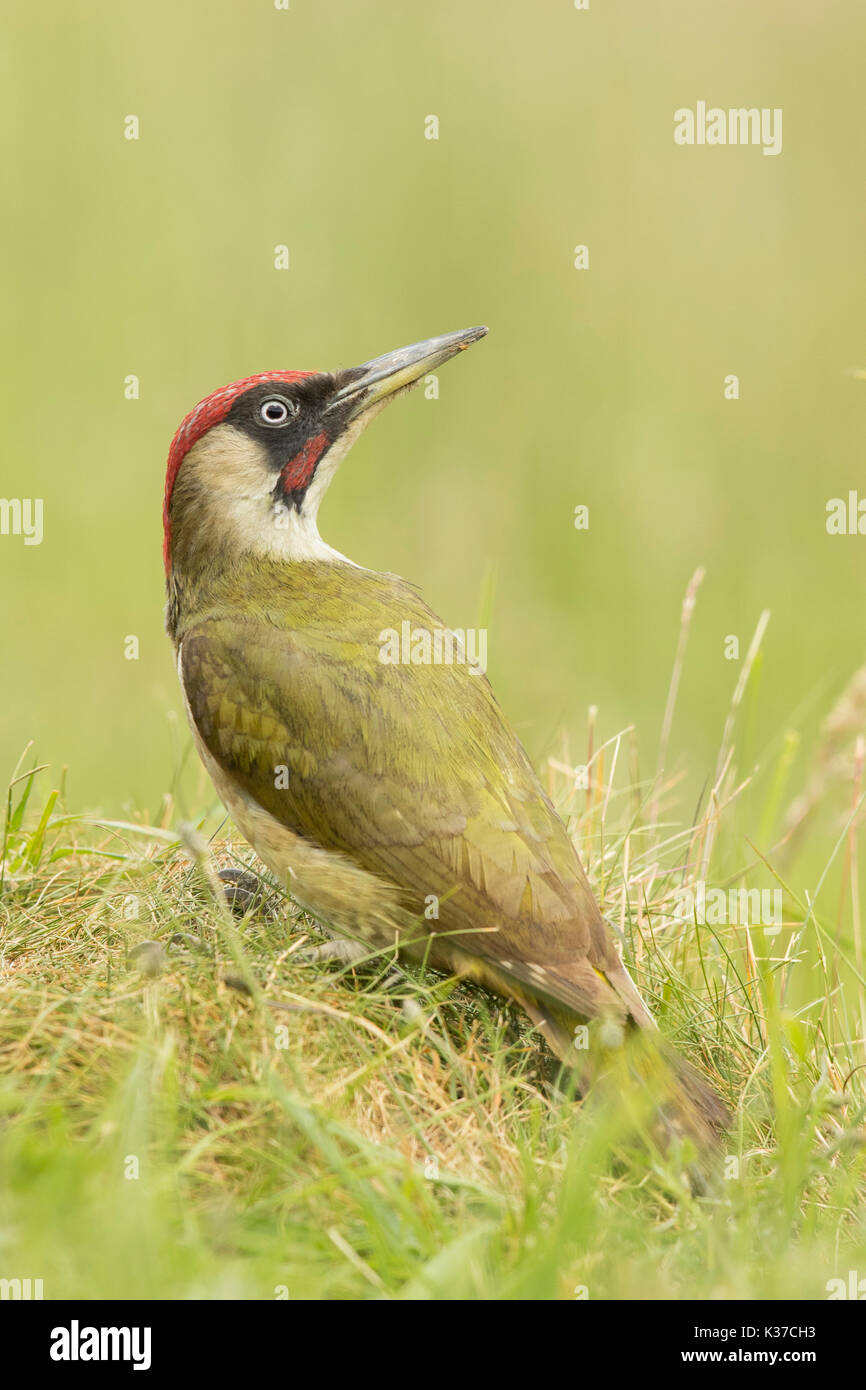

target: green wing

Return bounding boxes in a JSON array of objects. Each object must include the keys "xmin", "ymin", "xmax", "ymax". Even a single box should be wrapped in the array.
[{"xmin": 179, "ymin": 561, "xmax": 648, "ymax": 1027}]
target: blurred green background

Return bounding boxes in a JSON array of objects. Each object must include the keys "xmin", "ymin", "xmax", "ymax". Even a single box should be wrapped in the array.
[{"xmin": 3, "ymin": 0, "xmax": 865, "ymax": 825}]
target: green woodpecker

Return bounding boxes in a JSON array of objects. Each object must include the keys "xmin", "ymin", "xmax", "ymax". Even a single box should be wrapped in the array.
[{"xmin": 164, "ymin": 327, "xmax": 728, "ymax": 1149}]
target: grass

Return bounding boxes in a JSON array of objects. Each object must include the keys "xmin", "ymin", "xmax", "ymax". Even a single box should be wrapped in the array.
[{"xmin": 2, "ymin": 596, "xmax": 866, "ymax": 1301}]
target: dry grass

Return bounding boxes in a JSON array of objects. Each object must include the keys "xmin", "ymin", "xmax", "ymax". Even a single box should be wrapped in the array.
[{"xmin": 2, "ymin": 595, "xmax": 866, "ymax": 1299}]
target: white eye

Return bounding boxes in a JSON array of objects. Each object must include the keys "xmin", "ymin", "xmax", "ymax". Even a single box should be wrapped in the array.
[{"xmin": 260, "ymin": 397, "xmax": 295, "ymax": 426}]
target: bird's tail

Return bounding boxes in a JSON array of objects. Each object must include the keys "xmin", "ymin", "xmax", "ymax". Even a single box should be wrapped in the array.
[
  {"xmin": 627, "ymin": 1031, "xmax": 730, "ymax": 1158},
  {"xmin": 526, "ymin": 997, "xmax": 730, "ymax": 1167}
]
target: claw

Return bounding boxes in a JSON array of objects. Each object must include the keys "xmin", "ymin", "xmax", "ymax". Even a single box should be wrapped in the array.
[{"xmin": 217, "ymin": 867, "xmax": 277, "ymax": 918}]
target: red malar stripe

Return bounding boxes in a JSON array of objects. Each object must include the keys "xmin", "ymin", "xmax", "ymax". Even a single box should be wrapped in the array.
[{"xmin": 280, "ymin": 430, "xmax": 328, "ymax": 492}]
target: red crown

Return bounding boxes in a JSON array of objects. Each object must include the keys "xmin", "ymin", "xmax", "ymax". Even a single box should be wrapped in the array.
[{"xmin": 163, "ymin": 370, "xmax": 315, "ymax": 571}]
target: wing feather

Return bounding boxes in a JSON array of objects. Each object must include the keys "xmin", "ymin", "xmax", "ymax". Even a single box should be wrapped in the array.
[{"xmin": 179, "ymin": 564, "xmax": 647, "ymax": 1027}]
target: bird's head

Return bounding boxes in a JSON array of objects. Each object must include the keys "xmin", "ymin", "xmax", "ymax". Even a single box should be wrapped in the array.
[{"xmin": 163, "ymin": 326, "xmax": 487, "ymax": 589}]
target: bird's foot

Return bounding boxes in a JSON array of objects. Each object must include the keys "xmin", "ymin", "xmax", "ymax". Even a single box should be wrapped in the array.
[
  {"xmin": 297, "ymin": 936, "xmax": 370, "ymax": 967},
  {"xmin": 217, "ymin": 867, "xmax": 278, "ymax": 919}
]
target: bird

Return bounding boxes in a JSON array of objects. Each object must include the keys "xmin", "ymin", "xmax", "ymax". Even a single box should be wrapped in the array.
[{"xmin": 163, "ymin": 326, "xmax": 729, "ymax": 1155}]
